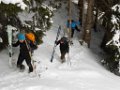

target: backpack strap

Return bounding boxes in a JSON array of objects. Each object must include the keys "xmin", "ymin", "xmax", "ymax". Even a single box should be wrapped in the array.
[{"xmin": 25, "ymin": 40, "xmax": 32, "ymax": 57}]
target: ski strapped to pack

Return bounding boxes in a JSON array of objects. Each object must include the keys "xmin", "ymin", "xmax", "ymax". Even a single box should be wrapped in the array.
[
  {"xmin": 24, "ymin": 40, "xmax": 36, "ymax": 72},
  {"xmin": 50, "ymin": 25, "xmax": 61, "ymax": 62}
]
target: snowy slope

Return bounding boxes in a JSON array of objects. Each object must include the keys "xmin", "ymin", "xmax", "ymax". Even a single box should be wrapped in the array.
[{"xmin": 0, "ymin": 2, "xmax": 120, "ymax": 90}]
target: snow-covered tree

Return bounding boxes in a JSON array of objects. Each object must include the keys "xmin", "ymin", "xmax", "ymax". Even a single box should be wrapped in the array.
[
  {"xmin": 104, "ymin": 4, "xmax": 120, "ymax": 74},
  {"xmin": 0, "ymin": 0, "xmax": 56, "ymax": 50}
]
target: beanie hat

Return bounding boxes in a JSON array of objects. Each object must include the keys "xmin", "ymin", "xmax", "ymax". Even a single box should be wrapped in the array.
[{"xmin": 18, "ymin": 33, "xmax": 25, "ymax": 40}]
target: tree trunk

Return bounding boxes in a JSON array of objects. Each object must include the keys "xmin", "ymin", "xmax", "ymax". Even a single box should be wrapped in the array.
[
  {"xmin": 68, "ymin": 0, "xmax": 72, "ymax": 43},
  {"xmin": 94, "ymin": 7, "xmax": 99, "ymax": 32},
  {"xmin": 83, "ymin": 0, "xmax": 94, "ymax": 48},
  {"xmin": 78, "ymin": 0, "xmax": 83, "ymax": 23}
]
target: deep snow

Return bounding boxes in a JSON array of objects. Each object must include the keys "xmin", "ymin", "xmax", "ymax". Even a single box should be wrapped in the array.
[{"xmin": 0, "ymin": 1, "xmax": 120, "ymax": 90}]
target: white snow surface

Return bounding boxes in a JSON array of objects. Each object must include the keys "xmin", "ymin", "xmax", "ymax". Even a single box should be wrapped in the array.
[
  {"xmin": 111, "ymin": 4, "xmax": 120, "ymax": 24},
  {"xmin": 112, "ymin": 4, "xmax": 120, "ymax": 13},
  {"xmin": 0, "ymin": 0, "xmax": 27, "ymax": 10},
  {"xmin": 0, "ymin": 1, "xmax": 120, "ymax": 90},
  {"xmin": 72, "ymin": 0, "xmax": 78, "ymax": 4}
]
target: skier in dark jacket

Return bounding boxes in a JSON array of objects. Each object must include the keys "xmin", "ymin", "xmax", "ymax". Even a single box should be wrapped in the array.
[
  {"xmin": 55, "ymin": 37, "xmax": 69, "ymax": 63},
  {"xmin": 12, "ymin": 33, "xmax": 33, "ymax": 73}
]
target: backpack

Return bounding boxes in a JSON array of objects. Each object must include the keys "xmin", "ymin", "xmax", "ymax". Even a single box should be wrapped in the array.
[
  {"xmin": 60, "ymin": 37, "xmax": 69, "ymax": 44},
  {"xmin": 25, "ymin": 32, "xmax": 35, "ymax": 43},
  {"xmin": 60, "ymin": 37, "xmax": 69, "ymax": 53},
  {"xmin": 25, "ymin": 32, "xmax": 38, "ymax": 50}
]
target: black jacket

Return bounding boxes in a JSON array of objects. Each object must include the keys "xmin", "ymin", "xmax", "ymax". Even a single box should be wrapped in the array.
[
  {"xmin": 56, "ymin": 37, "xmax": 69, "ymax": 53},
  {"xmin": 12, "ymin": 40, "xmax": 31, "ymax": 56}
]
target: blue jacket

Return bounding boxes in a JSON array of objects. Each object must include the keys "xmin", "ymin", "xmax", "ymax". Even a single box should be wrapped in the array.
[{"xmin": 66, "ymin": 20, "xmax": 80, "ymax": 29}]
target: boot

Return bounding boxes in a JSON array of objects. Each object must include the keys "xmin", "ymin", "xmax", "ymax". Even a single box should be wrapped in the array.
[
  {"xmin": 60, "ymin": 54, "xmax": 65, "ymax": 63},
  {"xmin": 28, "ymin": 64, "xmax": 33, "ymax": 73},
  {"xmin": 18, "ymin": 64, "xmax": 25, "ymax": 72}
]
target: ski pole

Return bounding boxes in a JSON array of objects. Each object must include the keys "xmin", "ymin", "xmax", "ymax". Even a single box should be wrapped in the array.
[{"xmin": 66, "ymin": 53, "xmax": 71, "ymax": 66}]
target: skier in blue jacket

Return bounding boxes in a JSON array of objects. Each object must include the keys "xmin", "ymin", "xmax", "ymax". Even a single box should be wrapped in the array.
[{"xmin": 66, "ymin": 19, "xmax": 80, "ymax": 38}]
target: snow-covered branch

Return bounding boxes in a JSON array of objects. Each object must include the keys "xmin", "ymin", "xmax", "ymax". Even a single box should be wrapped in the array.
[{"xmin": 0, "ymin": 0, "xmax": 27, "ymax": 10}]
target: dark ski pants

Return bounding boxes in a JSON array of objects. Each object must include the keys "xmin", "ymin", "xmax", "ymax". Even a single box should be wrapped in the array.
[
  {"xmin": 71, "ymin": 26, "xmax": 80, "ymax": 38},
  {"xmin": 60, "ymin": 50, "xmax": 69, "ymax": 63},
  {"xmin": 17, "ymin": 54, "xmax": 33, "ymax": 72}
]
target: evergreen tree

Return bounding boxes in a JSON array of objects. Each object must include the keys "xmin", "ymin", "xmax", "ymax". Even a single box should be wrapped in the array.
[
  {"xmin": 78, "ymin": 0, "xmax": 120, "ymax": 74},
  {"xmin": 104, "ymin": 5, "xmax": 120, "ymax": 74},
  {"xmin": 0, "ymin": 0, "xmax": 56, "ymax": 50}
]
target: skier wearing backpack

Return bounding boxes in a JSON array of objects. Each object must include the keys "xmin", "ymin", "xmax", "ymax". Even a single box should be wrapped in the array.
[
  {"xmin": 55, "ymin": 37, "xmax": 69, "ymax": 63},
  {"xmin": 12, "ymin": 33, "xmax": 33, "ymax": 73}
]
